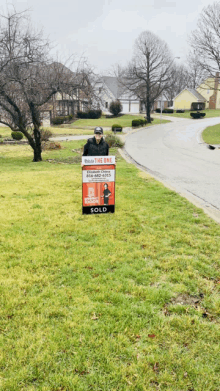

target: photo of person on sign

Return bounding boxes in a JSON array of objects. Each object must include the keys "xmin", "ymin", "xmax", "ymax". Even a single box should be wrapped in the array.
[{"xmin": 102, "ymin": 183, "xmax": 112, "ymax": 205}]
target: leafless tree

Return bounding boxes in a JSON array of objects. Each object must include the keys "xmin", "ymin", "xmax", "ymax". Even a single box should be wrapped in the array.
[
  {"xmin": 188, "ymin": 2, "xmax": 220, "ymax": 85},
  {"xmin": 0, "ymin": 9, "xmax": 96, "ymax": 161},
  {"xmin": 163, "ymin": 64, "xmax": 191, "ymax": 103},
  {"xmin": 117, "ymin": 31, "xmax": 174, "ymax": 122},
  {"xmin": 186, "ymin": 50, "xmax": 207, "ymax": 89}
]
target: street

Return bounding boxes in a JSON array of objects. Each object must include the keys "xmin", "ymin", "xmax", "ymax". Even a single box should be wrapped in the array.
[{"xmin": 125, "ymin": 116, "xmax": 220, "ymax": 223}]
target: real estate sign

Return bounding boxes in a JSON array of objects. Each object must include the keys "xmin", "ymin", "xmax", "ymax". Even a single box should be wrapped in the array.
[{"xmin": 82, "ymin": 156, "xmax": 115, "ymax": 215}]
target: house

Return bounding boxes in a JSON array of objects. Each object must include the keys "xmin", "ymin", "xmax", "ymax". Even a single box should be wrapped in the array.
[
  {"xmin": 41, "ymin": 63, "xmax": 90, "ymax": 125},
  {"xmin": 196, "ymin": 73, "xmax": 220, "ymax": 109},
  {"xmin": 96, "ymin": 76, "xmax": 140, "ymax": 114},
  {"xmin": 173, "ymin": 72, "xmax": 220, "ymax": 110},
  {"xmin": 153, "ymin": 94, "xmax": 170, "ymax": 111},
  {"xmin": 173, "ymin": 88, "xmax": 206, "ymax": 110}
]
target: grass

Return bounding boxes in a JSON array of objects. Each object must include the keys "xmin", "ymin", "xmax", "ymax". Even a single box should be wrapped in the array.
[
  {"xmin": 0, "ymin": 116, "xmax": 170, "ymax": 140},
  {"xmin": 202, "ymin": 124, "xmax": 220, "ymax": 144},
  {"xmin": 0, "ymin": 142, "xmax": 220, "ymax": 390},
  {"xmin": 50, "ymin": 118, "xmax": 169, "ymax": 136},
  {"xmin": 154, "ymin": 109, "xmax": 220, "ymax": 119},
  {"xmin": 50, "ymin": 127, "xmax": 95, "ymax": 135},
  {"xmin": 0, "ymin": 126, "xmax": 11, "ymax": 137},
  {"xmin": 64, "ymin": 114, "xmax": 153, "ymax": 128}
]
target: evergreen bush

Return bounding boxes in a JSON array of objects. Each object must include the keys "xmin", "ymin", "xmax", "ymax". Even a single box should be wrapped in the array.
[
  {"xmin": 77, "ymin": 110, "xmax": 101, "ymax": 119},
  {"xmin": 190, "ymin": 112, "xmax": 206, "ymax": 119},
  {"xmin": 11, "ymin": 131, "xmax": 23, "ymax": 140},
  {"xmin": 132, "ymin": 119, "xmax": 141, "ymax": 127},
  {"xmin": 112, "ymin": 124, "xmax": 122, "ymax": 132},
  {"xmin": 109, "ymin": 101, "xmax": 123, "ymax": 116},
  {"xmin": 51, "ymin": 116, "xmax": 65, "ymax": 125},
  {"xmin": 162, "ymin": 108, "xmax": 174, "ymax": 113}
]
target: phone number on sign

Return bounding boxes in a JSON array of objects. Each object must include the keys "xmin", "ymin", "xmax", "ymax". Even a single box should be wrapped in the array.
[{"xmin": 83, "ymin": 170, "xmax": 115, "ymax": 183}]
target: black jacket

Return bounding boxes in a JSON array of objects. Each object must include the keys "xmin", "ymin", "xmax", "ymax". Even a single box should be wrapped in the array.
[{"xmin": 83, "ymin": 136, "xmax": 109, "ymax": 156}]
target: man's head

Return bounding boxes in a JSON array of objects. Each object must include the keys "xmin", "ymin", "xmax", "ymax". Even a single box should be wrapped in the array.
[{"xmin": 94, "ymin": 127, "xmax": 103, "ymax": 144}]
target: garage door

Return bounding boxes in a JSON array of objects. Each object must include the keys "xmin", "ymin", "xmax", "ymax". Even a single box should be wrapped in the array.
[
  {"xmin": 122, "ymin": 103, "xmax": 129, "ymax": 113},
  {"xmin": 130, "ymin": 102, "xmax": 139, "ymax": 113}
]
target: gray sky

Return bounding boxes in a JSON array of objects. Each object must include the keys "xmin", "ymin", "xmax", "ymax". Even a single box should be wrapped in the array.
[{"xmin": 1, "ymin": 0, "xmax": 215, "ymax": 73}]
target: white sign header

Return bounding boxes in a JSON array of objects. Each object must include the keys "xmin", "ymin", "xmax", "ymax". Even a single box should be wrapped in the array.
[{"xmin": 82, "ymin": 156, "xmax": 115, "ymax": 165}]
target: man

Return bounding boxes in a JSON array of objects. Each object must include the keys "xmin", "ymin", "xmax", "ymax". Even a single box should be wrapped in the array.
[{"xmin": 82, "ymin": 127, "xmax": 109, "ymax": 156}]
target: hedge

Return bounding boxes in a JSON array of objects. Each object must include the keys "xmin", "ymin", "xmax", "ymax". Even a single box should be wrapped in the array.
[
  {"xmin": 162, "ymin": 108, "xmax": 174, "ymax": 113},
  {"xmin": 190, "ymin": 112, "xmax": 206, "ymax": 119},
  {"xmin": 77, "ymin": 110, "xmax": 102, "ymax": 119},
  {"xmin": 112, "ymin": 124, "xmax": 123, "ymax": 132},
  {"xmin": 11, "ymin": 131, "xmax": 23, "ymax": 140}
]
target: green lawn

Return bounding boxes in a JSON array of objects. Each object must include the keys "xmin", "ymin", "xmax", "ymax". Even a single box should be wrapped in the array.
[
  {"xmin": 50, "ymin": 118, "xmax": 169, "ymax": 136},
  {"xmin": 63, "ymin": 114, "xmax": 150, "ymax": 128},
  {"xmin": 202, "ymin": 124, "xmax": 220, "ymax": 144},
  {"xmin": 0, "ymin": 126, "xmax": 11, "ymax": 137},
  {"xmin": 0, "ymin": 142, "xmax": 220, "ymax": 390},
  {"xmin": 0, "ymin": 117, "xmax": 170, "ymax": 140},
  {"xmin": 154, "ymin": 109, "xmax": 220, "ymax": 119}
]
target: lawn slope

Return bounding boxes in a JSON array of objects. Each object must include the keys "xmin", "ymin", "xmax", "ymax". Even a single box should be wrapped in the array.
[{"xmin": 0, "ymin": 142, "xmax": 220, "ymax": 391}]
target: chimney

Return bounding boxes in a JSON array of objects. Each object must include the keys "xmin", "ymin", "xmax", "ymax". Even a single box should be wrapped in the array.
[
  {"xmin": 214, "ymin": 71, "xmax": 219, "ymax": 91},
  {"xmin": 209, "ymin": 72, "xmax": 219, "ymax": 109}
]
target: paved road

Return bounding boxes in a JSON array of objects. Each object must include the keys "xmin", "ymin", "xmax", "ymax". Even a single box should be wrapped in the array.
[{"xmin": 125, "ymin": 116, "xmax": 220, "ymax": 222}]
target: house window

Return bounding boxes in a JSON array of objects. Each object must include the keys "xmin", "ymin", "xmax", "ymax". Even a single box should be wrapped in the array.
[{"xmin": 105, "ymin": 102, "xmax": 108, "ymax": 108}]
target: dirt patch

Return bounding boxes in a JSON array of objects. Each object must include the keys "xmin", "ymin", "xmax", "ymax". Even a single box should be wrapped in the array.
[
  {"xmin": 47, "ymin": 156, "xmax": 81, "ymax": 164},
  {"xmin": 170, "ymin": 293, "xmax": 204, "ymax": 306}
]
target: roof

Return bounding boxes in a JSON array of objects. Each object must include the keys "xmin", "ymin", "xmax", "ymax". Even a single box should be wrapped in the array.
[
  {"xmin": 173, "ymin": 88, "xmax": 206, "ymax": 102},
  {"xmin": 187, "ymin": 88, "xmax": 206, "ymax": 101},
  {"xmin": 101, "ymin": 76, "xmax": 124, "ymax": 98}
]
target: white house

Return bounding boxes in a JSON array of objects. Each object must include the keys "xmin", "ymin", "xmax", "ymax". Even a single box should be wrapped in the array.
[{"xmin": 96, "ymin": 76, "xmax": 140, "ymax": 114}]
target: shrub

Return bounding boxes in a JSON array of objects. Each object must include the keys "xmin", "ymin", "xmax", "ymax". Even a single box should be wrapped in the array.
[
  {"xmin": 105, "ymin": 133, "xmax": 124, "ymax": 148},
  {"xmin": 51, "ymin": 115, "xmax": 72, "ymax": 125},
  {"xmin": 191, "ymin": 102, "xmax": 205, "ymax": 111},
  {"xmin": 77, "ymin": 111, "xmax": 88, "ymax": 119},
  {"xmin": 162, "ymin": 108, "xmax": 174, "ymax": 113},
  {"xmin": 139, "ymin": 119, "xmax": 148, "ymax": 126},
  {"xmin": 51, "ymin": 116, "xmax": 65, "ymax": 125},
  {"xmin": 109, "ymin": 100, "xmax": 123, "ymax": 116},
  {"xmin": 40, "ymin": 128, "xmax": 53, "ymax": 142},
  {"xmin": 176, "ymin": 109, "xmax": 185, "ymax": 113},
  {"xmin": 112, "ymin": 124, "xmax": 123, "ymax": 132},
  {"xmin": 11, "ymin": 131, "xmax": 23, "ymax": 140},
  {"xmin": 88, "ymin": 109, "xmax": 102, "ymax": 119},
  {"xmin": 132, "ymin": 119, "xmax": 150, "ymax": 127},
  {"xmin": 42, "ymin": 142, "xmax": 61, "ymax": 150},
  {"xmin": 77, "ymin": 110, "xmax": 102, "ymax": 119},
  {"xmin": 190, "ymin": 112, "xmax": 206, "ymax": 119},
  {"xmin": 132, "ymin": 119, "xmax": 141, "ymax": 127},
  {"xmin": 155, "ymin": 108, "xmax": 161, "ymax": 113}
]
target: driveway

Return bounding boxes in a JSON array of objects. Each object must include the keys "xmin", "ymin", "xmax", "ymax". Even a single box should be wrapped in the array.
[{"xmin": 125, "ymin": 116, "xmax": 220, "ymax": 223}]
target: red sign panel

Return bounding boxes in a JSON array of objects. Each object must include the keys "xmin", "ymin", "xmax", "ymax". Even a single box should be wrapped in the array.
[{"xmin": 82, "ymin": 156, "xmax": 115, "ymax": 215}]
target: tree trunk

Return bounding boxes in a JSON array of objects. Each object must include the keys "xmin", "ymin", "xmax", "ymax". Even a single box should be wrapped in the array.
[
  {"xmin": 146, "ymin": 53, "xmax": 151, "ymax": 123},
  {"xmin": 146, "ymin": 95, "xmax": 151, "ymax": 123},
  {"xmin": 33, "ymin": 127, "xmax": 42, "ymax": 162}
]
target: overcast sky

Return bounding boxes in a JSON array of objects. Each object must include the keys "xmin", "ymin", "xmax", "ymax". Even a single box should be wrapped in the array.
[{"xmin": 1, "ymin": 0, "xmax": 215, "ymax": 73}]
